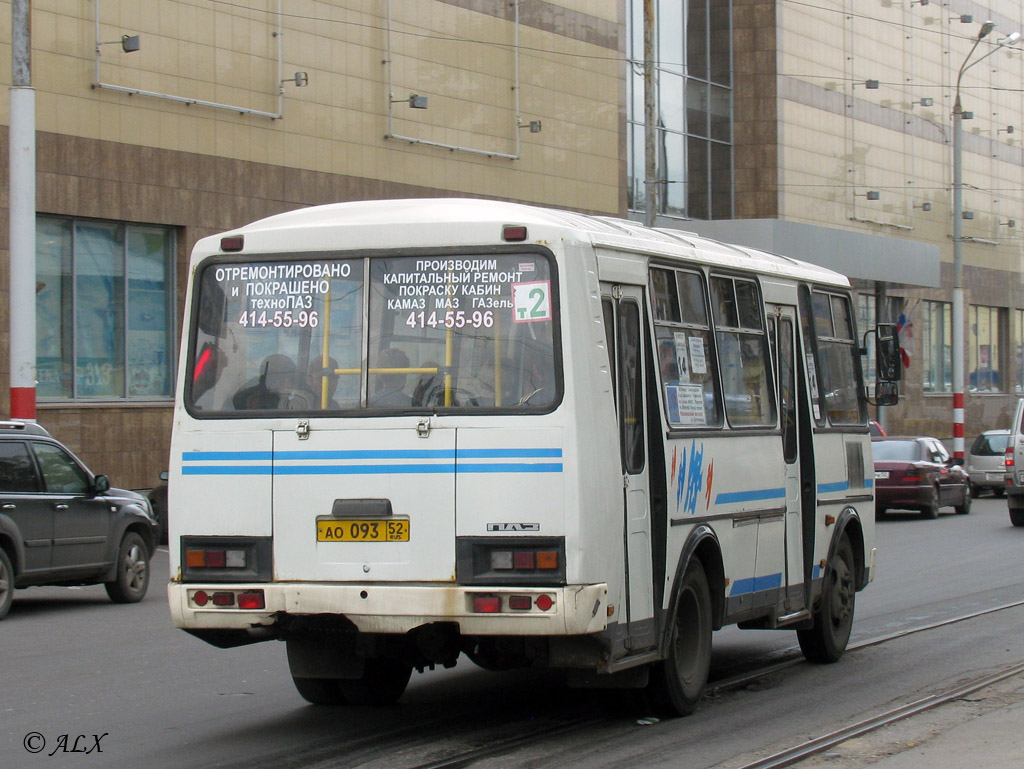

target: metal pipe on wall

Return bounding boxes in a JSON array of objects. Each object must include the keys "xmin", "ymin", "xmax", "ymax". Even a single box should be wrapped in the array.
[{"xmin": 9, "ymin": 0, "xmax": 36, "ymax": 420}]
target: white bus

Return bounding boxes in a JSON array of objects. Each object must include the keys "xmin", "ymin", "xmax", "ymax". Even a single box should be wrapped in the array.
[{"xmin": 168, "ymin": 199, "xmax": 900, "ymax": 715}]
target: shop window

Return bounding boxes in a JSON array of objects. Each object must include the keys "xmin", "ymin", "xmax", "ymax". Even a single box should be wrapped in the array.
[{"xmin": 36, "ymin": 216, "xmax": 176, "ymax": 401}]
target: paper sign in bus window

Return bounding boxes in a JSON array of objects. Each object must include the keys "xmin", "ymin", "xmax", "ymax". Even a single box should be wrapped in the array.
[
  {"xmin": 673, "ymin": 332, "xmax": 690, "ymax": 382},
  {"xmin": 688, "ymin": 336, "xmax": 707, "ymax": 375},
  {"xmin": 513, "ymin": 281, "xmax": 552, "ymax": 323}
]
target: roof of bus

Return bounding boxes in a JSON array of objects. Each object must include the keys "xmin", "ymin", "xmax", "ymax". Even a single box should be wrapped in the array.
[{"xmin": 199, "ymin": 198, "xmax": 849, "ymax": 287}]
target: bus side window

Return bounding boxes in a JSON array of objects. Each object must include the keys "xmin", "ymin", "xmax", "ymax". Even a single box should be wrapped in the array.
[
  {"xmin": 649, "ymin": 267, "xmax": 721, "ymax": 428},
  {"xmin": 812, "ymin": 292, "xmax": 865, "ymax": 425},
  {"xmin": 711, "ymin": 276, "xmax": 776, "ymax": 427},
  {"xmin": 618, "ymin": 300, "xmax": 645, "ymax": 473}
]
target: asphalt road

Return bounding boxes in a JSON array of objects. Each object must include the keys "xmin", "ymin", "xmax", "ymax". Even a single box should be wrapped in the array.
[{"xmin": 2, "ymin": 495, "xmax": 1022, "ymax": 769}]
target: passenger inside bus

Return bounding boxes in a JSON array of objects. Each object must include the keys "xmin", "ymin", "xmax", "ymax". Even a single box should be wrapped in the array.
[
  {"xmin": 231, "ymin": 354, "xmax": 305, "ymax": 410},
  {"xmin": 369, "ymin": 348, "xmax": 412, "ymax": 406},
  {"xmin": 306, "ymin": 357, "xmax": 342, "ymax": 409}
]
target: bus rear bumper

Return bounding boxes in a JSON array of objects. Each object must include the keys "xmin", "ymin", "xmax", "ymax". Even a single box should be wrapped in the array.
[{"xmin": 168, "ymin": 582, "xmax": 609, "ymax": 637}]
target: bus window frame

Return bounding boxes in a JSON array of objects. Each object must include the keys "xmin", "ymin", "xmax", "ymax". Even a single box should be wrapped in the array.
[
  {"xmin": 709, "ymin": 271, "xmax": 777, "ymax": 430},
  {"xmin": 182, "ymin": 245, "xmax": 565, "ymax": 419},
  {"xmin": 799, "ymin": 283, "xmax": 869, "ymax": 432},
  {"xmin": 648, "ymin": 263, "xmax": 724, "ymax": 432}
]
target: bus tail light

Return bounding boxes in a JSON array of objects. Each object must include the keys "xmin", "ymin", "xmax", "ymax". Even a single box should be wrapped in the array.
[
  {"xmin": 470, "ymin": 593, "xmax": 555, "ymax": 613},
  {"xmin": 181, "ymin": 537, "xmax": 273, "ymax": 583},
  {"xmin": 188, "ymin": 588, "xmax": 265, "ymax": 610},
  {"xmin": 473, "ymin": 596, "xmax": 501, "ymax": 613},
  {"xmin": 456, "ymin": 537, "xmax": 566, "ymax": 586}
]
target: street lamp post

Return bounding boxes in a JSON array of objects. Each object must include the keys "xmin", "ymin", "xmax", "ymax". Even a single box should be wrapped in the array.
[{"xmin": 951, "ymin": 22, "xmax": 1020, "ymax": 460}]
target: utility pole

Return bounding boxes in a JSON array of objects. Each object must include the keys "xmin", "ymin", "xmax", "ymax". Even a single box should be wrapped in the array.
[{"xmin": 9, "ymin": 0, "xmax": 36, "ymax": 420}]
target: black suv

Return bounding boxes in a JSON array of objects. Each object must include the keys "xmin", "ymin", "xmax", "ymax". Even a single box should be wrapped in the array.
[{"xmin": 0, "ymin": 421, "xmax": 159, "ymax": 619}]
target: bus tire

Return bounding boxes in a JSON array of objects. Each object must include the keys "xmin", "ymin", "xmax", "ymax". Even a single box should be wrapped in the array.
[
  {"xmin": 798, "ymin": 536, "xmax": 855, "ymax": 664},
  {"xmin": 292, "ymin": 676, "xmax": 347, "ymax": 706},
  {"xmin": 646, "ymin": 557, "xmax": 712, "ymax": 717},
  {"xmin": 337, "ymin": 659, "xmax": 412, "ymax": 706}
]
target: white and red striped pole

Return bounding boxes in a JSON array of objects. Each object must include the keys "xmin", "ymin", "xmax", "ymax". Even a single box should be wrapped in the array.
[{"xmin": 9, "ymin": 0, "xmax": 36, "ymax": 420}]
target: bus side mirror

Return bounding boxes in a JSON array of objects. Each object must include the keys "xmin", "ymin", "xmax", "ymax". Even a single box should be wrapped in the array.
[
  {"xmin": 875, "ymin": 381, "xmax": 899, "ymax": 407},
  {"xmin": 876, "ymin": 323, "xmax": 902, "ymax": 382}
]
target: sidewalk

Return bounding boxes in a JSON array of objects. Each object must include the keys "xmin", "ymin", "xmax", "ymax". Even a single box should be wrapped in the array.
[{"xmin": 791, "ymin": 672, "xmax": 1024, "ymax": 768}]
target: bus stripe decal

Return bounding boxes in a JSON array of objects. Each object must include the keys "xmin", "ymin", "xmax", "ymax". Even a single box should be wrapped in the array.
[
  {"xmin": 180, "ymin": 449, "xmax": 564, "ymax": 475},
  {"xmin": 730, "ymin": 573, "xmax": 783, "ymax": 595},
  {"xmin": 714, "ymin": 488, "xmax": 786, "ymax": 505},
  {"xmin": 817, "ymin": 481, "xmax": 849, "ymax": 494}
]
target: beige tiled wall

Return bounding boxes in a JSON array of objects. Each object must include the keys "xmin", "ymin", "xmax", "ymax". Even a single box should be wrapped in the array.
[{"xmin": 0, "ymin": 0, "xmax": 625, "ymax": 485}]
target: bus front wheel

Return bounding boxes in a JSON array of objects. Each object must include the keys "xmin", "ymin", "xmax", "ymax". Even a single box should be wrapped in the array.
[
  {"xmin": 798, "ymin": 536, "xmax": 855, "ymax": 663},
  {"xmin": 646, "ymin": 557, "xmax": 713, "ymax": 717}
]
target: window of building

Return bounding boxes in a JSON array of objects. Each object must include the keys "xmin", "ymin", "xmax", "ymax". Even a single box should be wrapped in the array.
[
  {"xmin": 36, "ymin": 215, "xmax": 176, "ymax": 401},
  {"xmin": 626, "ymin": 0, "xmax": 733, "ymax": 220},
  {"xmin": 969, "ymin": 305, "xmax": 1004, "ymax": 393},
  {"xmin": 921, "ymin": 300, "xmax": 951, "ymax": 394}
]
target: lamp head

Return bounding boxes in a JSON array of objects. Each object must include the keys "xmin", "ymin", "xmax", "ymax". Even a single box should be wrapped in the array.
[
  {"xmin": 979, "ymin": 20, "xmax": 996, "ymax": 39},
  {"xmin": 1002, "ymin": 31, "xmax": 1022, "ymax": 46}
]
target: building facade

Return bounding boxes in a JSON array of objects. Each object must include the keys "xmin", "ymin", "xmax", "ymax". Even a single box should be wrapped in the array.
[{"xmin": 2, "ymin": 0, "xmax": 1023, "ymax": 484}]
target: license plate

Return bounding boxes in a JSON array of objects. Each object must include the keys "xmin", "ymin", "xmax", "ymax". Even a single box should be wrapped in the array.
[
  {"xmin": 874, "ymin": 471, "xmax": 889, "ymax": 479},
  {"xmin": 317, "ymin": 519, "xmax": 410, "ymax": 542}
]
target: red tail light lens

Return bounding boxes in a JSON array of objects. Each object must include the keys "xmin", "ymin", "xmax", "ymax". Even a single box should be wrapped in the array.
[
  {"xmin": 473, "ymin": 596, "xmax": 501, "ymax": 613},
  {"xmin": 238, "ymin": 590, "xmax": 265, "ymax": 610}
]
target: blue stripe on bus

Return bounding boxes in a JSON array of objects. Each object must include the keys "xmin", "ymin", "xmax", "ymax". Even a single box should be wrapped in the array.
[
  {"xmin": 730, "ymin": 573, "xmax": 783, "ymax": 596},
  {"xmin": 714, "ymin": 487, "xmax": 786, "ymax": 505},
  {"xmin": 182, "ymin": 451, "xmax": 272, "ymax": 461},
  {"xmin": 817, "ymin": 481, "xmax": 849, "ymax": 494},
  {"xmin": 180, "ymin": 449, "xmax": 564, "ymax": 476},
  {"xmin": 456, "ymin": 463, "xmax": 563, "ymax": 473},
  {"xmin": 457, "ymin": 448, "xmax": 563, "ymax": 458}
]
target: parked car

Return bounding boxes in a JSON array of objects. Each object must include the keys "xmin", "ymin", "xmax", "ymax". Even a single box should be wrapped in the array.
[
  {"xmin": 148, "ymin": 470, "xmax": 168, "ymax": 545},
  {"xmin": 0, "ymin": 420, "xmax": 159, "ymax": 620},
  {"xmin": 966, "ymin": 429, "xmax": 1010, "ymax": 498},
  {"xmin": 872, "ymin": 436, "xmax": 971, "ymax": 518}
]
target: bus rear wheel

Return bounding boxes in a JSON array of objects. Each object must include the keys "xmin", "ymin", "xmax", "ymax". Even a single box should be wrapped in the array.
[
  {"xmin": 798, "ymin": 536, "xmax": 855, "ymax": 663},
  {"xmin": 338, "ymin": 659, "xmax": 412, "ymax": 706},
  {"xmin": 292, "ymin": 676, "xmax": 347, "ymax": 706},
  {"xmin": 646, "ymin": 557, "xmax": 712, "ymax": 717}
]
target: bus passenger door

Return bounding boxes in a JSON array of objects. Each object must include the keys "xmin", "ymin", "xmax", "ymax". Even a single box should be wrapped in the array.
[
  {"xmin": 771, "ymin": 305, "xmax": 807, "ymax": 616},
  {"xmin": 604, "ymin": 286, "xmax": 655, "ymax": 650}
]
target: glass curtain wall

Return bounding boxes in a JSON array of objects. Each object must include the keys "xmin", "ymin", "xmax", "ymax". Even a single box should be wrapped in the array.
[{"xmin": 627, "ymin": 0, "xmax": 734, "ymax": 220}]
